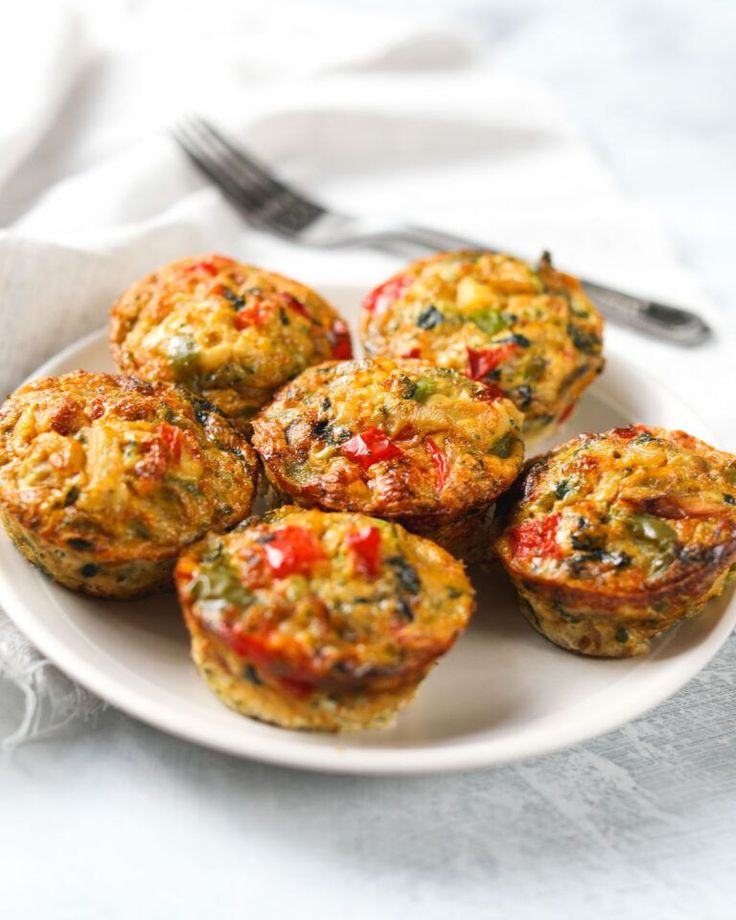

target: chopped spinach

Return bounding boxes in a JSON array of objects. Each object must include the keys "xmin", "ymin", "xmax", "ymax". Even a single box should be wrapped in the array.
[
  {"xmin": 387, "ymin": 556, "xmax": 421, "ymax": 594},
  {"xmin": 191, "ymin": 396, "xmax": 222, "ymax": 426},
  {"xmin": 504, "ymin": 332, "xmax": 531, "ymax": 348},
  {"xmin": 243, "ymin": 664, "xmax": 262, "ymax": 685},
  {"xmin": 615, "ymin": 627, "xmax": 630, "ymax": 644},
  {"xmin": 514, "ymin": 384, "xmax": 532, "ymax": 410},
  {"xmin": 567, "ymin": 323, "xmax": 601, "ymax": 355},
  {"xmin": 489, "ymin": 432, "xmax": 516, "ymax": 458},
  {"xmin": 554, "ymin": 480, "xmax": 571, "ymax": 500},
  {"xmin": 221, "ymin": 288, "xmax": 246, "ymax": 311},
  {"xmin": 416, "ymin": 305, "xmax": 444, "ymax": 330},
  {"xmin": 312, "ymin": 419, "xmax": 331, "ymax": 440},
  {"xmin": 524, "ymin": 354, "xmax": 548, "ymax": 381},
  {"xmin": 396, "ymin": 596, "xmax": 415, "ymax": 622}
]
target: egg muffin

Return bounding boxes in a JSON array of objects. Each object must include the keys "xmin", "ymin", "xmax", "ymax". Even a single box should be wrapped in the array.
[
  {"xmin": 109, "ymin": 254, "xmax": 352, "ymax": 428},
  {"xmin": 175, "ymin": 506, "xmax": 474, "ymax": 731},
  {"xmin": 361, "ymin": 250, "xmax": 604, "ymax": 441},
  {"xmin": 493, "ymin": 425, "xmax": 736, "ymax": 657},
  {"xmin": 251, "ymin": 358, "xmax": 524, "ymax": 560},
  {"xmin": 0, "ymin": 371, "xmax": 258, "ymax": 598}
]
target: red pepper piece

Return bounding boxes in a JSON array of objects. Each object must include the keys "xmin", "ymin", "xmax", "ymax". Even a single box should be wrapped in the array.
[
  {"xmin": 425, "ymin": 437, "xmax": 449, "ymax": 492},
  {"xmin": 281, "ymin": 292, "xmax": 311, "ymax": 321},
  {"xmin": 224, "ymin": 629, "xmax": 314, "ymax": 698},
  {"xmin": 340, "ymin": 427, "xmax": 403, "ymax": 470},
  {"xmin": 480, "ymin": 381, "xmax": 507, "ymax": 401},
  {"xmin": 234, "ymin": 309, "xmax": 253, "ymax": 330},
  {"xmin": 233, "ymin": 299, "xmax": 270, "ymax": 329},
  {"xmin": 400, "ymin": 347, "xmax": 421, "ymax": 359},
  {"xmin": 277, "ymin": 676, "xmax": 315, "ymax": 699},
  {"xmin": 185, "ymin": 255, "xmax": 235, "ymax": 276},
  {"xmin": 511, "ymin": 513, "xmax": 562, "ymax": 560},
  {"xmin": 157, "ymin": 422, "xmax": 184, "ymax": 462},
  {"xmin": 226, "ymin": 629, "xmax": 270, "ymax": 663},
  {"xmin": 328, "ymin": 319, "xmax": 353, "ymax": 359},
  {"xmin": 613, "ymin": 425, "xmax": 647, "ymax": 440},
  {"xmin": 466, "ymin": 344, "xmax": 518, "ymax": 380},
  {"xmin": 559, "ymin": 401, "xmax": 576, "ymax": 424},
  {"xmin": 134, "ymin": 439, "xmax": 168, "ymax": 480},
  {"xmin": 362, "ymin": 274, "xmax": 412, "ymax": 315},
  {"xmin": 346, "ymin": 526, "xmax": 382, "ymax": 578},
  {"xmin": 262, "ymin": 526, "xmax": 325, "ymax": 579}
]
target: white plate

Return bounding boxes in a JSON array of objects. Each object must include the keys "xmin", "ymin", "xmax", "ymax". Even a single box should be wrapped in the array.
[{"xmin": 0, "ymin": 284, "xmax": 732, "ymax": 774}]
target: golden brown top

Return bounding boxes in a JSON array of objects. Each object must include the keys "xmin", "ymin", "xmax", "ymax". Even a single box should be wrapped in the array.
[
  {"xmin": 360, "ymin": 250, "xmax": 604, "ymax": 439},
  {"xmin": 176, "ymin": 506, "xmax": 474, "ymax": 693},
  {"xmin": 251, "ymin": 357, "xmax": 524, "ymax": 519},
  {"xmin": 494, "ymin": 425, "xmax": 736, "ymax": 599},
  {"xmin": 110, "ymin": 254, "xmax": 352, "ymax": 422},
  {"xmin": 0, "ymin": 371, "xmax": 257, "ymax": 562}
]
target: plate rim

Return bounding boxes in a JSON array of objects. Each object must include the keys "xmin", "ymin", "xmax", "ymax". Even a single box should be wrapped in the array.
[{"xmin": 0, "ymin": 323, "xmax": 732, "ymax": 775}]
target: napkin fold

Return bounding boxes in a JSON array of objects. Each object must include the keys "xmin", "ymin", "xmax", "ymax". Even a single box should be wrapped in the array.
[{"xmin": 0, "ymin": 0, "xmax": 730, "ymax": 744}]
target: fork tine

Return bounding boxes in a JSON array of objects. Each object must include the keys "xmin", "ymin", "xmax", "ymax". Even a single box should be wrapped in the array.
[
  {"xmin": 184, "ymin": 116, "xmax": 294, "ymax": 204},
  {"xmin": 172, "ymin": 116, "xmax": 326, "ymax": 235},
  {"xmin": 172, "ymin": 121, "xmax": 267, "ymax": 212}
]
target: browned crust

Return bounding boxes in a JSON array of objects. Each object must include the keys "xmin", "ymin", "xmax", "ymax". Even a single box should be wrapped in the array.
[
  {"xmin": 251, "ymin": 359, "xmax": 523, "ymax": 526},
  {"xmin": 359, "ymin": 250, "xmax": 604, "ymax": 441},
  {"xmin": 187, "ymin": 624, "xmax": 423, "ymax": 732},
  {"xmin": 109, "ymin": 254, "xmax": 350, "ymax": 421},
  {"xmin": 174, "ymin": 507, "xmax": 475, "ymax": 725},
  {"xmin": 493, "ymin": 425, "xmax": 736, "ymax": 656},
  {"xmin": 0, "ymin": 371, "xmax": 258, "ymax": 597}
]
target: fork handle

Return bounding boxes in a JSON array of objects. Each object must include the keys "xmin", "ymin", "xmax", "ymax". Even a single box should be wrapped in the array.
[{"xmin": 370, "ymin": 226, "xmax": 711, "ymax": 346}]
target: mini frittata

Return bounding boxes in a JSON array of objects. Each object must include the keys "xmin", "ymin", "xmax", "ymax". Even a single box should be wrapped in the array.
[
  {"xmin": 360, "ymin": 250, "xmax": 604, "ymax": 441},
  {"xmin": 0, "ymin": 371, "xmax": 258, "ymax": 598},
  {"xmin": 109, "ymin": 254, "xmax": 352, "ymax": 428},
  {"xmin": 175, "ymin": 506, "xmax": 475, "ymax": 731},
  {"xmin": 493, "ymin": 425, "xmax": 736, "ymax": 657},
  {"xmin": 250, "ymin": 358, "xmax": 524, "ymax": 559}
]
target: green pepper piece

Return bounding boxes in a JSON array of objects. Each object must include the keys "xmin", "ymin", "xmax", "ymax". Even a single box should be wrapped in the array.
[
  {"xmin": 628, "ymin": 513, "xmax": 677, "ymax": 544},
  {"xmin": 192, "ymin": 558, "xmax": 253, "ymax": 610},
  {"xmin": 405, "ymin": 376, "xmax": 436, "ymax": 404},
  {"xmin": 469, "ymin": 311, "xmax": 508, "ymax": 336},
  {"xmin": 166, "ymin": 335, "xmax": 199, "ymax": 382},
  {"xmin": 626, "ymin": 513, "xmax": 677, "ymax": 574}
]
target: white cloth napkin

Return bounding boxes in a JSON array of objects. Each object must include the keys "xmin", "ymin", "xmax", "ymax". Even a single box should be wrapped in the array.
[{"xmin": 1, "ymin": 0, "xmax": 733, "ymax": 744}]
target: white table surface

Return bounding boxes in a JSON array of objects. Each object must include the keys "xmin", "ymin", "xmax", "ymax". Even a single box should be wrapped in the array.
[{"xmin": 1, "ymin": 1, "xmax": 735, "ymax": 918}]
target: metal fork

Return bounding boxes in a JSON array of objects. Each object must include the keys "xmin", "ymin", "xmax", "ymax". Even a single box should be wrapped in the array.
[{"xmin": 172, "ymin": 116, "xmax": 711, "ymax": 345}]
